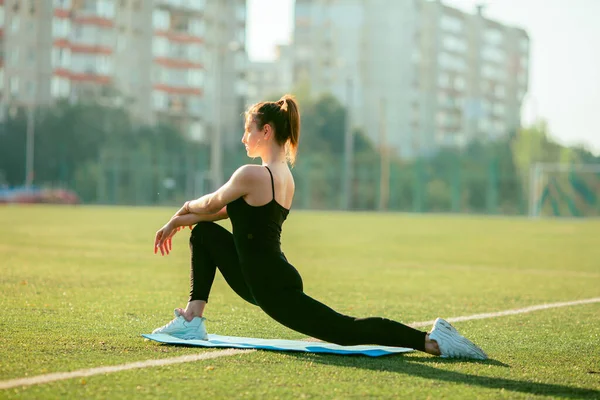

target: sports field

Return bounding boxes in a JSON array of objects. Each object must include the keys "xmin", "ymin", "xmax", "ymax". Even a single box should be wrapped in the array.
[{"xmin": 1, "ymin": 205, "xmax": 599, "ymax": 399}]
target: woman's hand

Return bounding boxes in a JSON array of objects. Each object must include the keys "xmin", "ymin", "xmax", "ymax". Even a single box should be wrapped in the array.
[{"xmin": 154, "ymin": 220, "xmax": 177, "ymax": 256}]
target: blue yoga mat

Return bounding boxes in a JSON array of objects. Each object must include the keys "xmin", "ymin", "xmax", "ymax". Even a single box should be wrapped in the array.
[{"xmin": 142, "ymin": 333, "xmax": 414, "ymax": 357}]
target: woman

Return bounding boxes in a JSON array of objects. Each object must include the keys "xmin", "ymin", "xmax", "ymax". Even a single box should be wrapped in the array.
[{"xmin": 152, "ymin": 95, "xmax": 487, "ymax": 360}]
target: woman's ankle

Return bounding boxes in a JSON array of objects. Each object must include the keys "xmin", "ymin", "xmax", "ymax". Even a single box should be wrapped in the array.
[
  {"xmin": 424, "ymin": 334, "xmax": 441, "ymax": 356},
  {"xmin": 182, "ymin": 300, "xmax": 206, "ymax": 321}
]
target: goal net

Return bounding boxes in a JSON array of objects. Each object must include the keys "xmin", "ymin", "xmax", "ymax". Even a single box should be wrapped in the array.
[{"xmin": 529, "ymin": 163, "xmax": 600, "ymax": 218}]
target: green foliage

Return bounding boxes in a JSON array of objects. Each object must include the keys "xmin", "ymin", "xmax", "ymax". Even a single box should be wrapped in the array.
[
  {"xmin": 1, "ymin": 94, "xmax": 598, "ymax": 213},
  {"xmin": 0, "ymin": 100, "xmax": 209, "ymax": 204}
]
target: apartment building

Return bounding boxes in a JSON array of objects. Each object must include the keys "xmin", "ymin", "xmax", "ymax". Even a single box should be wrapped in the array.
[
  {"xmin": 0, "ymin": 0, "xmax": 247, "ymax": 147},
  {"xmin": 1, "ymin": 0, "xmax": 54, "ymax": 113},
  {"xmin": 246, "ymin": 44, "xmax": 293, "ymax": 105},
  {"xmin": 293, "ymin": 0, "xmax": 530, "ymax": 157},
  {"xmin": 416, "ymin": 1, "xmax": 529, "ymax": 154}
]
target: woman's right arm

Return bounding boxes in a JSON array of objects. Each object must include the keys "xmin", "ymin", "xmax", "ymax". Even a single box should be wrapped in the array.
[{"xmin": 171, "ymin": 207, "xmax": 229, "ymax": 228}]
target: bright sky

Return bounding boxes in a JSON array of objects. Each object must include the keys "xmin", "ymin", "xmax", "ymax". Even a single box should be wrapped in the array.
[{"xmin": 246, "ymin": 0, "xmax": 600, "ymax": 155}]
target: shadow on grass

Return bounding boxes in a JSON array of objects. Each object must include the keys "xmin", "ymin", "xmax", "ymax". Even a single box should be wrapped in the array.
[{"xmin": 283, "ymin": 352, "xmax": 599, "ymax": 399}]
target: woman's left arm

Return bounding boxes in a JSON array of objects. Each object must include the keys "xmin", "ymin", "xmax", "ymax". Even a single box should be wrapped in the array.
[
  {"xmin": 155, "ymin": 165, "xmax": 258, "ymax": 255},
  {"xmin": 181, "ymin": 165, "xmax": 258, "ymax": 215}
]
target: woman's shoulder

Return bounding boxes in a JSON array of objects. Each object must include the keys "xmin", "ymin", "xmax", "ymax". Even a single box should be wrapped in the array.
[{"xmin": 230, "ymin": 164, "xmax": 266, "ymax": 183}]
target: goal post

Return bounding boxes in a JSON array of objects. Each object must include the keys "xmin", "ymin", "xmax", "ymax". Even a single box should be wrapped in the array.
[{"xmin": 529, "ymin": 163, "xmax": 600, "ymax": 218}]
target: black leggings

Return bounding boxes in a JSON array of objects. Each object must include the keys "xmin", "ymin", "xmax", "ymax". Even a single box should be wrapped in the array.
[{"xmin": 189, "ymin": 221, "xmax": 427, "ymax": 351}]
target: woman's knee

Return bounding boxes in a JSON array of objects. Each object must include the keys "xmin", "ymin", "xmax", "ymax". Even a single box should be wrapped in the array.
[{"xmin": 190, "ymin": 221, "xmax": 219, "ymax": 244}]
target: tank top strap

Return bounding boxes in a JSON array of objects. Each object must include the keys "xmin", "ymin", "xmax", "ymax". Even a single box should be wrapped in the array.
[{"xmin": 265, "ymin": 166, "xmax": 276, "ymax": 200}]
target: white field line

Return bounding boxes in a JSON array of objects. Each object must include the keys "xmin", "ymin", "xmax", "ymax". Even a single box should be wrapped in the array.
[
  {"xmin": 0, "ymin": 349, "xmax": 253, "ymax": 390},
  {"xmin": 409, "ymin": 297, "xmax": 600, "ymax": 328},
  {"xmin": 2, "ymin": 297, "xmax": 599, "ymax": 390}
]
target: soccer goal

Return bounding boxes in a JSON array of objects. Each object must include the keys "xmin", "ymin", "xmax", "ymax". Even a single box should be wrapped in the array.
[{"xmin": 529, "ymin": 163, "xmax": 600, "ymax": 218}]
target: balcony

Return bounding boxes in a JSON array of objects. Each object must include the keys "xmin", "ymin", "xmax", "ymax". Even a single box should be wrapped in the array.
[
  {"xmin": 154, "ymin": 30, "xmax": 203, "ymax": 45},
  {"xmin": 54, "ymin": 68, "xmax": 112, "ymax": 85},
  {"xmin": 54, "ymin": 39, "xmax": 112, "ymax": 56},
  {"xmin": 71, "ymin": 1, "xmax": 115, "ymax": 28},
  {"xmin": 154, "ymin": 58, "xmax": 203, "ymax": 70},
  {"xmin": 153, "ymin": 84, "xmax": 202, "ymax": 96}
]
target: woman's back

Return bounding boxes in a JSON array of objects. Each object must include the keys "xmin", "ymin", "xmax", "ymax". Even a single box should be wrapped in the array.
[
  {"xmin": 226, "ymin": 165, "xmax": 293, "ymax": 259},
  {"xmin": 241, "ymin": 164, "xmax": 294, "ymax": 211}
]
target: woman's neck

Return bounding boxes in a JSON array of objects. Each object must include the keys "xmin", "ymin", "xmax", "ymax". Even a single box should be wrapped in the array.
[{"xmin": 261, "ymin": 144, "xmax": 287, "ymax": 166}]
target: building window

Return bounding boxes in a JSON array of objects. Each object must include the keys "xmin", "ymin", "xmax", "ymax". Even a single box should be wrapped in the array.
[
  {"xmin": 186, "ymin": 0, "xmax": 205, "ymax": 11},
  {"xmin": 8, "ymin": 48, "xmax": 18, "ymax": 66},
  {"xmin": 454, "ymin": 76, "xmax": 466, "ymax": 91},
  {"xmin": 187, "ymin": 97, "xmax": 203, "ymax": 116},
  {"xmin": 495, "ymin": 103, "xmax": 505, "ymax": 116},
  {"xmin": 519, "ymin": 37, "xmax": 529, "ymax": 53},
  {"xmin": 152, "ymin": 66, "xmax": 164, "ymax": 84},
  {"xmin": 235, "ymin": 4, "xmax": 245, "ymax": 21},
  {"xmin": 188, "ymin": 44, "xmax": 202, "ymax": 60},
  {"xmin": 10, "ymin": 77, "xmax": 19, "ymax": 96},
  {"xmin": 438, "ymin": 72, "xmax": 450, "ymax": 88},
  {"xmin": 56, "ymin": 48, "xmax": 72, "ymax": 67},
  {"xmin": 11, "ymin": 16, "xmax": 20, "ymax": 33},
  {"xmin": 494, "ymin": 85, "xmax": 505, "ymax": 99},
  {"xmin": 481, "ymin": 46, "xmax": 504, "ymax": 64},
  {"xmin": 98, "ymin": 55, "xmax": 112, "ymax": 74},
  {"xmin": 152, "ymin": 37, "xmax": 168, "ymax": 56},
  {"xmin": 479, "ymin": 118, "xmax": 490, "ymax": 133},
  {"xmin": 116, "ymin": 36, "xmax": 127, "ymax": 52},
  {"xmin": 53, "ymin": 19, "xmax": 70, "ymax": 38},
  {"xmin": 442, "ymin": 36, "xmax": 467, "ymax": 53},
  {"xmin": 153, "ymin": 9, "xmax": 170, "ymax": 30},
  {"xmin": 188, "ymin": 121, "xmax": 205, "ymax": 142},
  {"xmin": 169, "ymin": 43, "xmax": 187, "ymax": 59},
  {"xmin": 481, "ymin": 100, "xmax": 491, "ymax": 117},
  {"xmin": 52, "ymin": 77, "xmax": 71, "ymax": 98},
  {"xmin": 235, "ymin": 79, "xmax": 246, "ymax": 96},
  {"xmin": 484, "ymin": 28, "xmax": 503, "ymax": 46},
  {"xmin": 188, "ymin": 70, "xmax": 204, "ymax": 87},
  {"xmin": 153, "ymin": 91, "xmax": 168, "ymax": 110},
  {"xmin": 53, "ymin": 0, "xmax": 72, "ymax": 8},
  {"xmin": 51, "ymin": 78, "xmax": 60, "ymax": 97},
  {"xmin": 440, "ymin": 15, "xmax": 463, "ymax": 33},
  {"xmin": 438, "ymin": 52, "xmax": 466, "ymax": 72},
  {"xmin": 438, "ymin": 91, "xmax": 447, "ymax": 105},
  {"xmin": 73, "ymin": 25, "xmax": 82, "ymax": 40},
  {"xmin": 168, "ymin": 69, "xmax": 186, "ymax": 86},
  {"xmin": 481, "ymin": 64, "xmax": 505, "ymax": 81},
  {"xmin": 189, "ymin": 18, "xmax": 204, "ymax": 36},
  {"xmin": 237, "ymin": 30, "xmax": 245, "ymax": 46},
  {"xmin": 26, "ymin": 80, "xmax": 35, "ymax": 97},
  {"xmin": 436, "ymin": 111, "xmax": 446, "ymax": 126},
  {"xmin": 495, "ymin": 120, "xmax": 505, "ymax": 135}
]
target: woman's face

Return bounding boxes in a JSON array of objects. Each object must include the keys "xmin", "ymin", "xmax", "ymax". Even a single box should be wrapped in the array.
[{"xmin": 242, "ymin": 118, "xmax": 265, "ymax": 158}]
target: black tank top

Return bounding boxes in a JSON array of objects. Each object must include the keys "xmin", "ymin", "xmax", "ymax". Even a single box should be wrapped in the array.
[{"xmin": 226, "ymin": 166, "xmax": 290, "ymax": 259}]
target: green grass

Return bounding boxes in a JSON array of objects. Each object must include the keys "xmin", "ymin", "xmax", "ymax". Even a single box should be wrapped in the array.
[{"xmin": 1, "ymin": 205, "xmax": 599, "ymax": 399}]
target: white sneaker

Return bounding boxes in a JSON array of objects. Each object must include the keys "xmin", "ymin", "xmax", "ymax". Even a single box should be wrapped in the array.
[
  {"xmin": 151, "ymin": 309, "xmax": 208, "ymax": 340},
  {"xmin": 429, "ymin": 318, "xmax": 487, "ymax": 360}
]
